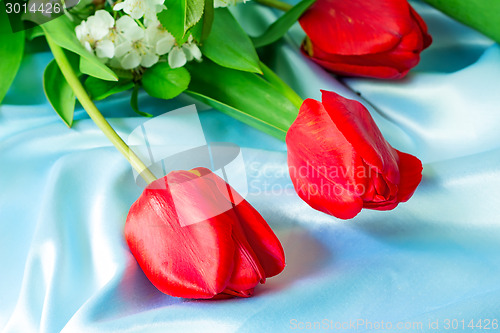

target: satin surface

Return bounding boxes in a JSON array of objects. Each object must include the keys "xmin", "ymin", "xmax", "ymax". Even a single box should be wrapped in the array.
[{"xmin": 1, "ymin": 2, "xmax": 500, "ymax": 332}]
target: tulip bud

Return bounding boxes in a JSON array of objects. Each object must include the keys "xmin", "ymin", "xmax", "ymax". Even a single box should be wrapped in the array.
[
  {"xmin": 286, "ymin": 90, "xmax": 423, "ymax": 219},
  {"xmin": 125, "ymin": 167, "xmax": 285, "ymax": 299},
  {"xmin": 299, "ymin": 0, "xmax": 432, "ymax": 79}
]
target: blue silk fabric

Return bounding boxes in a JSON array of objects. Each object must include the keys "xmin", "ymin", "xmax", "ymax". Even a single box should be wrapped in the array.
[{"xmin": 1, "ymin": 2, "xmax": 500, "ymax": 332}]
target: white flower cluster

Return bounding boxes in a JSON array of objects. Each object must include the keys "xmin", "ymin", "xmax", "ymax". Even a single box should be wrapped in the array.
[{"xmin": 75, "ymin": 0, "xmax": 202, "ymax": 70}]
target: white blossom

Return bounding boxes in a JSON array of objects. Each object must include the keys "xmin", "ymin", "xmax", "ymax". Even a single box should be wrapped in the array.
[
  {"xmin": 114, "ymin": 16, "xmax": 158, "ymax": 69},
  {"xmin": 115, "ymin": 15, "xmax": 144, "ymax": 41},
  {"xmin": 168, "ymin": 36, "xmax": 202, "ymax": 69},
  {"xmin": 113, "ymin": 0, "xmax": 166, "ymax": 25},
  {"xmin": 75, "ymin": 2, "xmax": 202, "ymax": 71},
  {"xmin": 145, "ymin": 21, "xmax": 175, "ymax": 56},
  {"xmin": 168, "ymin": 47, "xmax": 187, "ymax": 69},
  {"xmin": 75, "ymin": 10, "xmax": 115, "ymax": 59},
  {"xmin": 182, "ymin": 36, "xmax": 202, "ymax": 62}
]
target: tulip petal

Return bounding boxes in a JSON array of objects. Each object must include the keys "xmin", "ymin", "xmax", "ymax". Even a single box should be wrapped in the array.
[
  {"xmin": 224, "ymin": 232, "xmax": 266, "ymax": 294},
  {"xmin": 306, "ymin": 53, "xmax": 406, "ymax": 79},
  {"xmin": 220, "ymin": 287, "xmax": 254, "ymax": 298},
  {"xmin": 299, "ymin": 0, "xmax": 413, "ymax": 55},
  {"xmin": 286, "ymin": 92, "xmax": 423, "ymax": 218},
  {"xmin": 299, "ymin": 0, "xmax": 432, "ymax": 79},
  {"xmin": 409, "ymin": 7, "xmax": 432, "ymax": 49},
  {"xmin": 321, "ymin": 90, "xmax": 400, "ymax": 186},
  {"xmin": 286, "ymin": 99, "xmax": 365, "ymax": 219},
  {"xmin": 303, "ymin": 42, "xmax": 419, "ymax": 79},
  {"xmin": 194, "ymin": 168, "xmax": 286, "ymax": 278},
  {"xmin": 395, "ymin": 150, "xmax": 423, "ymax": 202},
  {"xmin": 232, "ymin": 199, "xmax": 286, "ymax": 278},
  {"xmin": 223, "ymin": 202, "xmax": 268, "ymax": 294},
  {"xmin": 320, "ymin": 91, "xmax": 422, "ymax": 209},
  {"xmin": 363, "ymin": 198, "xmax": 399, "ymax": 210},
  {"xmin": 125, "ymin": 175, "xmax": 236, "ymax": 299},
  {"xmin": 296, "ymin": 174, "xmax": 365, "ymax": 219}
]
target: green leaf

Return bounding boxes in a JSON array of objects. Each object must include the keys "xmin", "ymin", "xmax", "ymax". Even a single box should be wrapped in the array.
[
  {"xmin": 130, "ymin": 84, "xmax": 153, "ymax": 117},
  {"xmin": 0, "ymin": 28, "xmax": 24, "ymax": 104},
  {"xmin": 112, "ymin": 68, "xmax": 135, "ymax": 80},
  {"xmin": 66, "ymin": 50, "xmax": 82, "ymax": 76},
  {"xmin": 423, "ymin": 0, "xmax": 500, "ymax": 43},
  {"xmin": 186, "ymin": 0, "xmax": 205, "ymax": 31},
  {"xmin": 85, "ymin": 76, "xmax": 134, "ymax": 101},
  {"xmin": 190, "ymin": 0, "xmax": 214, "ymax": 42},
  {"xmin": 201, "ymin": 8, "xmax": 262, "ymax": 74},
  {"xmin": 190, "ymin": 17, "xmax": 203, "ymax": 42},
  {"xmin": 25, "ymin": 26, "xmax": 44, "ymax": 41},
  {"xmin": 43, "ymin": 60, "xmax": 76, "ymax": 127},
  {"xmin": 141, "ymin": 62, "xmax": 191, "ymax": 100},
  {"xmin": 158, "ymin": 0, "xmax": 185, "ymax": 42},
  {"xmin": 80, "ymin": 57, "xmax": 119, "ymax": 81},
  {"xmin": 158, "ymin": 0, "xmax": 205, "ymax": 42},
  {"xmin": 0, "ymin": 0, "xmax": 23, "ymax": 33},
  {"xmin": 186, "ymin": 59, "xmax": 298, "ymax": 140},
  {"xmin": 41, "ymin": 15, "xmax": 118, "ymax": 81},
  {"xmin": 252, "ymin": 0, "xmax": 316, "ymax": 48}
]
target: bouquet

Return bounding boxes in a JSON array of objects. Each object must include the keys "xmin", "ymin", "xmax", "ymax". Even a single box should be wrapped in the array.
[{"xmin": 1, "ymin": 0, "xmax": 497, "ymax": 300}]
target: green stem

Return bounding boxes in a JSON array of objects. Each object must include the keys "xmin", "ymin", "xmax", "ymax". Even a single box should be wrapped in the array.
[
  {"xmin": 254, "ymin": 0, "xmax": 293, "ymax": 11},
  {"xmin": 260, "ymin": 61, "xmax": 303, "ymax": 111},
  {"xmin": 135, "ymin": 19, "xmax": 145, "ymax": 29},
  {"xmin": 45, "ymin": 35, "xmax": 157, "ymax": 185}
]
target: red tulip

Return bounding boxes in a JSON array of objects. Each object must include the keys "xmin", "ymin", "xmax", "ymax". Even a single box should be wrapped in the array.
[
  {"xmin": 286, "ymin": 90, "xmax": 422, "ymax": 219},
  {"xmin": 125, "ymin": 167, "xmax": 285, "ymax": 299},
  {"xmin": 299, "ymin": 0, "xmax": 432, "ymax": 79}
]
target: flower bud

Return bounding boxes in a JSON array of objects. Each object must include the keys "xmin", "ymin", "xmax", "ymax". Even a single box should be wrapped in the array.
[
  {"xmin": 286, "ymin": 91, "xmax": 423, "ymax": 219},
  {"xmin": 299, "ymin": 0, "xmax": 432, "ymax": 79},
  {"xmin": 125, "ymin": 167, "xmax": 286, "ymax": 298}
]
